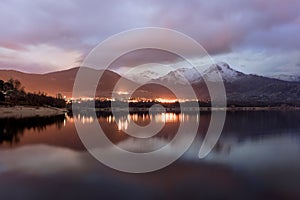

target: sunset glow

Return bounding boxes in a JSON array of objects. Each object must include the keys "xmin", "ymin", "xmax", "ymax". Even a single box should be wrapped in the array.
[
  {"xmin": 0, "ymin": 1, "xmax": 299, "ymax": 76},
  {"xmin": 1, "ymin": 1, "xmax": 300, "ymax": 199},
  {"xmin": 117, "ymin": 91, "xmax": 129, "ymax": 95},
  {"xmin": 154, "ymin": 98, "xmax": 179, "ymax": 103}
]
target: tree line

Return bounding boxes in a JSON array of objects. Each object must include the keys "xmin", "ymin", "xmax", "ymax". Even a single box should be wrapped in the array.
[{"xmin": 0, "ymin": 78, "xmax": 66, "ymax": 108}]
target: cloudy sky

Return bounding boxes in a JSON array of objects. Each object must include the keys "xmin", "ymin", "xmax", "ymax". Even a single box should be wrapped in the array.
[{"xmin": 0, "ymin": 0, "xmax": 299, "ymax": 76}]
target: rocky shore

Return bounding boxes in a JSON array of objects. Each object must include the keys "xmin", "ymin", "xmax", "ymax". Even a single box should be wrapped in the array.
[{"xmin": 0, "ymin": 106, "xmax": 66, "ymax": 119}]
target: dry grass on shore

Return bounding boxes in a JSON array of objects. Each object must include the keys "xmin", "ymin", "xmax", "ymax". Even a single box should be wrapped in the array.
[{"xmin": 0, "ymin": 106, "xmax": 66, "ymax": 119}]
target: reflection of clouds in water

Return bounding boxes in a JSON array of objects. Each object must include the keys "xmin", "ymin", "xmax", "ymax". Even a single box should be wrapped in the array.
[
  {"xmin": 204, "ymin": 135, "xmax": 300, "ymax": 169},
  {"xmin": 2, "ymin": 135, "xmax": 299, "ymax": 175},
  {"xmin": 204, "ymin": 135, "xmax": 300, "ymax": 190},
  {"xmin": 117, "ymin": 137, "xmax": 169, "ymax": 153},
  {"xmin": 0, "ymin": 136, "xmax": 201, "ymax": 176},
  {"xmin": 0, "ymin": 145, "xmax": 86, "ymax": 175},
  {"xmin": 116, "ymin": 135, "xmax": 202, "ymax": 157}
]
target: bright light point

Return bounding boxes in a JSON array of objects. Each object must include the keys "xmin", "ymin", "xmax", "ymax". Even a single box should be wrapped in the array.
[
  {"xmin": 117, "ymin": 91, "xmax": 129, "ymax": 95},
  {"xmin": 155, "ymin": 98, "xmax": 178, "ymax": 103}
]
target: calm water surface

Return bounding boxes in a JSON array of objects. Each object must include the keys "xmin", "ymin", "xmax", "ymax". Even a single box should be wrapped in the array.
[{"xmin": 0, "ymin": 111, "xmax": 300, "ymax": 199}]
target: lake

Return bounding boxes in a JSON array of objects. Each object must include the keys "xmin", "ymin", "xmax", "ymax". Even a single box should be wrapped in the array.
[{"xmin": 0, "ymin": 111, "xmax": 300, "ymax": 199}]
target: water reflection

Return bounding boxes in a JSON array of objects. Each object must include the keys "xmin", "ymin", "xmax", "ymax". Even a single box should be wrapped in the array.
[
  {"xmin": 0, "ymin": 115, "xmax": 65, "ymax": 145},
  {"xmin": 0, "ymin": 111, "xmax": 300, "ymax": 199},
  {"xmin": 98, "ymin": 112, "xmax": 195, "ymax": 131},
  {"xmin": 0, "ymin": 145, "xmax": 84, "ymax": 175},
  {"xmin": 1, "ymin": 111, "xmax": 300, "ymax": 152}
]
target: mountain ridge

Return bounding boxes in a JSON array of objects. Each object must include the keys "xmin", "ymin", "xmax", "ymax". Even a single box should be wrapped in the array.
[
  {"xmin": 270, "ymin": 74, "xmax": 300, "ymax": 82},
  {"xmin": 0, "ymin": 67, "xmax": 137, "ymax": 98},
  {"xmin": 1, "ymin": 63, "xmax": 300, "ymax": 104}
]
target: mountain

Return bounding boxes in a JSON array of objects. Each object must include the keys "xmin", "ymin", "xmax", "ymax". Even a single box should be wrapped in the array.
[
  {"xmin": 200, "ymin": 63, "xmax": 300, "ymax": 104},
  {"xmin": 153, "ymin": 62, "xmax": 245, "ymax": 85},
  {"xmin": 124, "ymin": 70, "xmax": 162, "ymax": 84},
  {"xmin": 1, "ymin": 64, "xmax": 300, "ymax": 105},
  {"xmin": 151, "ymin": 62, "xmax": 300, "ymax": 104},
  {"xmin": 0, "ymin": 67, "xmax": 138, "ymax": 98},
  {"xmin": 156, "ymin": 67, "xmax": 200, "ymax": 85},
  {"xmin": 224, "ymin": 74, "xmax": 300, "ymax": 104},
  {"xmin": 0, "ymin": 68, "xmax": 76, "ymax": 97},
  {"xmin": 270, "ymin": 74, "xmax": 300, "ymax": 82},
  {"xmin": 202, "ymin": 62, "xmax": 246, "ymax": 83}
]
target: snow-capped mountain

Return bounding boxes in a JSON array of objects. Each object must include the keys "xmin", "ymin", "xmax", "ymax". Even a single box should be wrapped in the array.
[
  {"xmin": 124, "ymin": 67, "xmax": 202, "ymax": 85},
  {"xmin": 270, "ymin": 74, "xmax": 300, "ymax": 82},
  {"xmin": 202, "ymin": 62, "xmax": 245, "ymax": 83},
  {"xmin": 1, "ymin": 65, "xmax": 300, "ymax": 104},
  {"xmin": 154, "ymin": 62, "xmax": 245, "ymax": 85},
  {"xmin": 124, "ymin": 70, "xmax": 162, "ymax": 84},
  {"xmin": 118, "ymin": 63, "xmax": 300, "ymax": 104},
  {"xmin": 156, "ymin": 67, "xmax": 201, "ymax": 85}
]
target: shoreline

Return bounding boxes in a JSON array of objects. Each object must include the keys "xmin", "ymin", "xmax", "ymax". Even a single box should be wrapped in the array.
[
  {"xmin": 1, "ymin": 106, "xmax": 300, "ymax": 119},
  {"xmin": 77, "ymin": 106, "xmax": 300, "ymax": 113},
  {"xmin": 0, "ymin": 106, "xmax": 66, "ymax": 119}
]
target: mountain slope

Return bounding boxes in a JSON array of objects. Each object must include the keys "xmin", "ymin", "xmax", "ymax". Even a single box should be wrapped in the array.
[
  {"xmin": 202, "ymin": 62, "xmax": 246, "ymax": 83},
  {"xmin": 154, "ymin": 62, "xmax": 300, "ymax": 103},
  {"xmin": 0, "ymin": 67, "xmax": 138, "ymax": 98},
  {"xmin": 156, "ymin": 67, "xmax": 201, "ymax": 85},
  {"xmin": 153, "ymin": 62, "xmax": 245, "ymax": 85},
  {"xmin": 224, "ymin": 74, "xmax": 300, "ymax": 103},
  {"xmin": 270, "ymin": 74, "xmax": 300, "ymax": 82},
  {"xmin": 1, "ymin": 64, "xmax": 300, "ymax": 104},
  {"xmin": 124, "ymin": 70, "xmax": 161, "ymax": 84}
]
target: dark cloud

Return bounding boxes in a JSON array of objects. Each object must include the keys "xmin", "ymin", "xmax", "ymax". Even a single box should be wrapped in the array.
[
  {"xmin": 107, "ymin": 49, "xmax": 183, "ymax": 70},
  {"xmin": 0, "ymin": 0, "xmax": 299, "ymax": 74},
  {"xmin": 148, "ymin": 0, "xmax": 300, "ymax": 53}
]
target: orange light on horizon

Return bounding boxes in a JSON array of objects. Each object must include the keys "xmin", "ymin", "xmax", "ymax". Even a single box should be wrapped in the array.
[
  {"xmin": 155, "ymin": 98, "xmax": 179, "ymax": 103},
  {"xmin": 117, "ymin": 91, "xmax": 129, "ymax": 95}
]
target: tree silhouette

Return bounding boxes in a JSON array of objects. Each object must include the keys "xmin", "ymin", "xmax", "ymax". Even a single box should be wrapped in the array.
[
  {"xmin": 0, "ymin": 80, "xmax": 4, "ymax": 91},
  {"xmin": 13, "ymin": 79, "xmax": 21, "ymax": 90},
  {"xmin": 0, "ymin": 91, "xmax": 4, "ymax": 102},
  {"xmin": 3, "ymin": 81, "xmax": 13, "ymax": 91},
  {"xmin": 0, "ymin": 78, "xmax": 66, "ymax": 107}
]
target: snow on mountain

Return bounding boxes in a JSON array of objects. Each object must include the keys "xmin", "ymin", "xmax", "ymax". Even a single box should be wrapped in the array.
[
  {"xmin": 124, "ymin": 62, "xmax": 246, "ymax": 85},
  {"xmin": 270, "ymin": 74, "xmax": 300, "ymax": 82},
  {"xmin": 124, "ymin": 70, "xmax": 162, "ymax": 84},
  {"xmin": 156, "ymin": 67, "xmax": 201, "ymax": 85},
  {"xmin": 203, "ymin": 62, "xmax": 245, "ymax": 82},
  {"xmin": 155, "ymin": 62, "xmax": 245, "ymax": 85}
]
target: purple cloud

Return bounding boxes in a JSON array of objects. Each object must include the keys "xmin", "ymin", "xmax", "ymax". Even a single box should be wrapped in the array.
[{"xmin": 0, "ymin": 0, "xmax": 299, "ymax": 75}]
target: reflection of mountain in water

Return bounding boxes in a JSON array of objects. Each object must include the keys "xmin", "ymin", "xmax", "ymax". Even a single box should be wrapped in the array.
[
  {"xmin": 0, "ymin": 115, "xmax": 65, "ymax": 144},
  {"xmin": 211, "ymin": 111, "xmax": 300, "ymax": 155},
  {"xmin": 1, "ymin": 111, "xmax": 300, "ymax": 152},
  {"xmin": 222, "ymin": 111, "xmax": 300, "ymax": 139}
]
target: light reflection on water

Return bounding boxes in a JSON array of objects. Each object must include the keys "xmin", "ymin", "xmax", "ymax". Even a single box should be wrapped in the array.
[
  {"xmin": 66, "ymin": 113, "xmax": 195, "ymax": 129},
  {"xmin": 0, "ymin": 111, "xmax": 300, "ymax": 199},
  {"xmin": 88, "ymin": 113, "xmax": 199, "ymax": 131}
]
